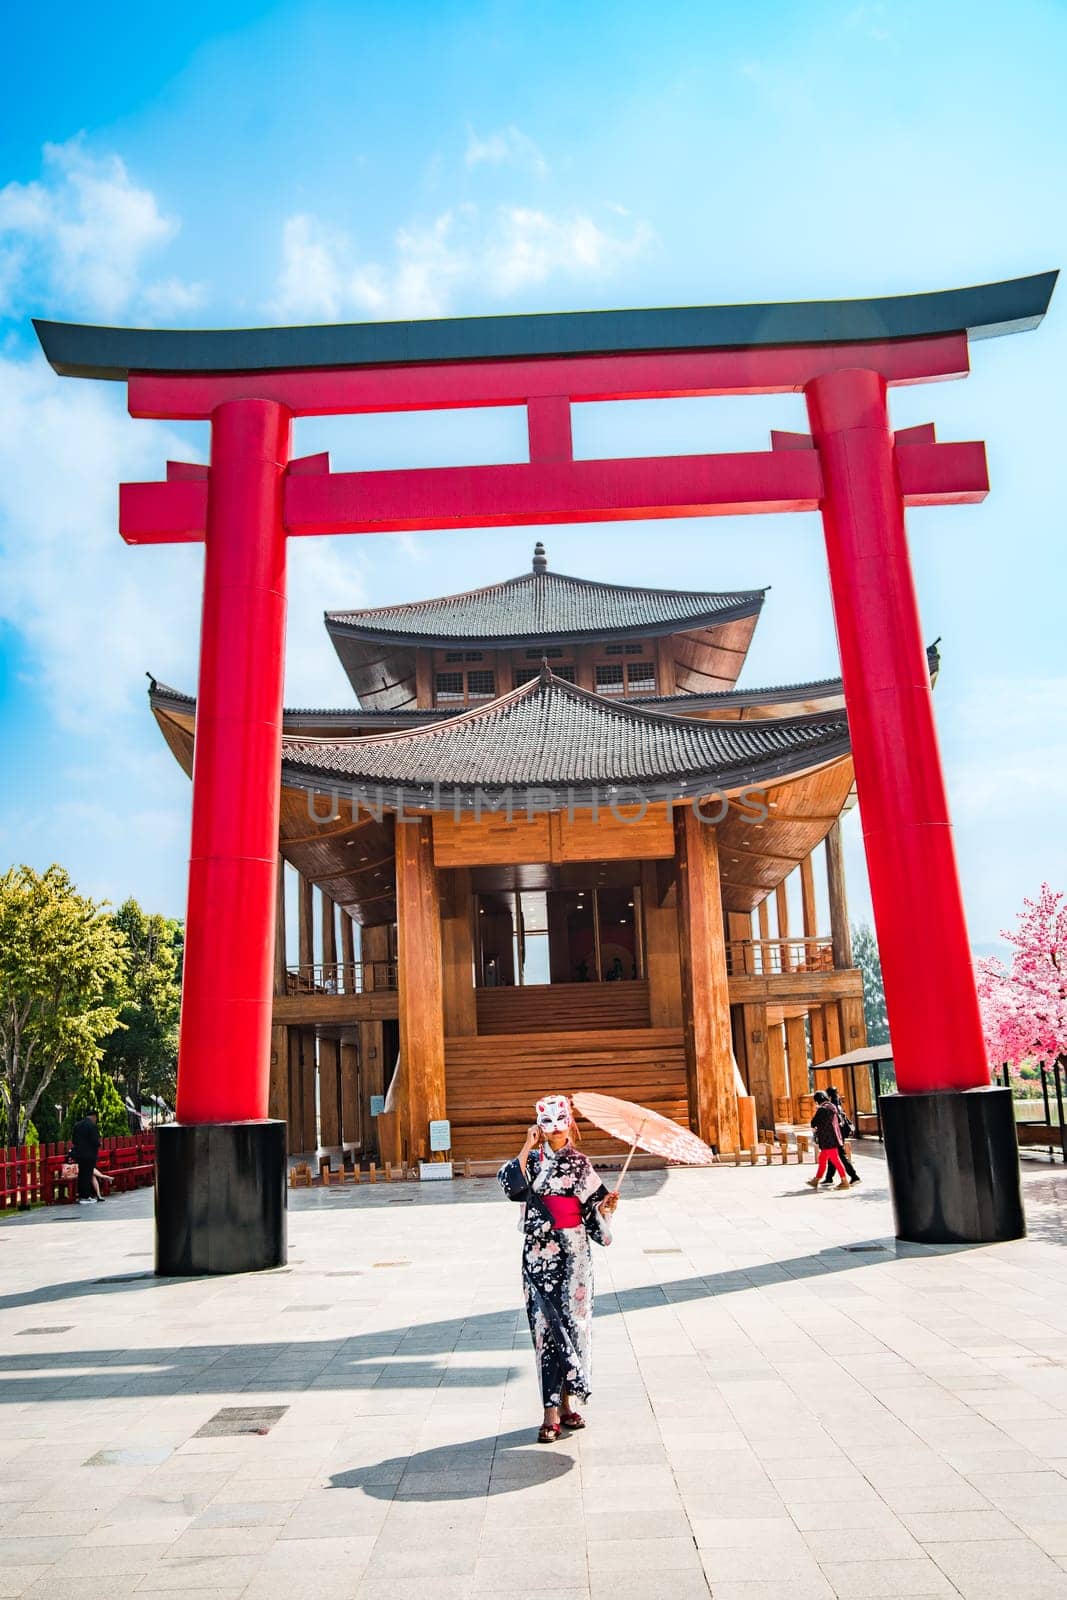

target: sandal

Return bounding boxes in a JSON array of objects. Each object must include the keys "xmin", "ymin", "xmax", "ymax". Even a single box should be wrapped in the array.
[
  {"xmin": 537, "ymin": 1422, "xmax": 561, "ymax": 1443},
  {"xmin": 560, "ymin": 1410, "xmax": 585, "ymax": 1430}
]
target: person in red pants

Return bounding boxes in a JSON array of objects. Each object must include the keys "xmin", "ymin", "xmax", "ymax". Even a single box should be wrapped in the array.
[{"xmin": 806, "ymin": 1090, "xmax": 851, "ymax": 1190}]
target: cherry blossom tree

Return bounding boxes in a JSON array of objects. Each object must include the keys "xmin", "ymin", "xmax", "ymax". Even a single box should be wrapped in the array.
[{"xmin": 977, "ymin": 884, "xmax": 1067, "ymax": 1078}]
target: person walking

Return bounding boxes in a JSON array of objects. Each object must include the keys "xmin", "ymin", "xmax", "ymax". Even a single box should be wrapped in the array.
[
  {"xmin": 806, "ymin": 1090, "xmax": 851, "ymax": 1190},
  {"xmin": 820, "ymin": 1085, "xmax": 860, "ymax": 1185},
  {"xmin": 70, "ymin": 1108, "xmax": 101, "ymax": 1205},
  {"xmin": 498, "ymin": 1094, "xmax": 619, "ymax": 1443}
]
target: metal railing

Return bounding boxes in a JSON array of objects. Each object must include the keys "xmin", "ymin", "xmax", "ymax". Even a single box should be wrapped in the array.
[
  {"xmin": 285, "ymin": 961, "xmax": 397, "ymax": 996},
  {"xmin": 726, "ymin": 937, "xmax": 835, "ymax": 976}
]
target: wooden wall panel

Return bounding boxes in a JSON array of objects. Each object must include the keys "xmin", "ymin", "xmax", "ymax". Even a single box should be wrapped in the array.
[
  {"xmin": 784, "ymin": 1015, "xmax": 808, "ymax": 1111},
  {"xmin": 432, "ymin": 807, "xmax": 673, "ymax": 867},
  {"xmin": 554, "ymin": 809, "xmax": 674, "ymax": 862},
  {"xmin": 742, "ymin": 1003, "xmax": 773, "ymax": 1130},
  {"xmin": 476, "ymin": 982, "xmax": 650, "ymax": 1036},
  {"xmin": 433, "ymin": 813, "xmax": 550, "ymax": 866},
  {"xmin": 838, "ymin": 997, "xmax": 873, "ymax": 1112},
  {"xmin": 441, "ymin": 868, "xmax": 477, "ymax": 1037},
  {"xmin": 642, "ymin": 862, "xmax": 683, "ymax": 1028},
  {"xmin": 768, "ymin": 1021, "xmax": 788, "ymax": 1109}
]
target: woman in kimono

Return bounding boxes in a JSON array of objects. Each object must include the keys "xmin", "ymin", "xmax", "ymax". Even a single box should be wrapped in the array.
[{"xmin": 498, "ymin": 1094, "xmax": 619, "ymax": 1443}]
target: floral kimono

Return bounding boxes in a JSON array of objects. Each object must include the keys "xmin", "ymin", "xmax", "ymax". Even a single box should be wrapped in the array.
[{"xmin": 498, "ymin": 1143, "xmax": 612, "ymax": 1406}]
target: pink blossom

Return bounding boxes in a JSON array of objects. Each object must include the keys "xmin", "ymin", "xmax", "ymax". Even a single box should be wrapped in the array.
[{"xmin": 978, "ymin": 884, "xmax": 1067, "ymax": 1071}]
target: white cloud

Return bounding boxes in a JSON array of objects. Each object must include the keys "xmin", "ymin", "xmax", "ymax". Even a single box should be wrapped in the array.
[
  {"xmin": 465, "ymin": 124, "xmax": 548, "ymax": 177},
  {"xmin": 485, "ymin": 206, "xmax": 652, "ymax": 296},
  {"xmin": 0, "ymin": 138, "xmax": 200, "ymax": 319},
  {"xmin": 0, "ymin": 352, "xmax": 200, "ymax": 726},
  {"xmin": 271, "ymin": 202, "xmax": 652, "ymax": 321},
  {"xmin": 140, "ymin": 277, "xmax": 206, "ymax": 317}
]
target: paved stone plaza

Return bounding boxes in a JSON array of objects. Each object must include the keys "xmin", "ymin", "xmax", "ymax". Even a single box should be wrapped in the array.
[{"xmin": 3, "ymin": 1150, "xmax": 1067, "ymax": 1600}]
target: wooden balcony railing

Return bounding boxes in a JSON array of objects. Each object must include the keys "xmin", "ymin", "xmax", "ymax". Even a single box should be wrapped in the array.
[
  {"xmin": 726, "ymin": 937, "xmax": 835, "ymax": 977},
  {"xmin": 285, "ymin": 961, "xmax": 398, "ymax": 996}
]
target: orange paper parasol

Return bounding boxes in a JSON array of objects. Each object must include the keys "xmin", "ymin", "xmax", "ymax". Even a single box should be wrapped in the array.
[{"xmin": 571, "ymin": 1091, "xmax": 717, "ymax": 1191}]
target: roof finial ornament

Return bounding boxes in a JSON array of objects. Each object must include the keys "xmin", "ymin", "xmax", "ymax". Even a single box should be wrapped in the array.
[
  {"xmin": 532, "ymin": 541, "xmax": 548, "ymax": 574},
  {"xmin": 539, "ymin": 653, "xmax": 552, "ymax": 687}
]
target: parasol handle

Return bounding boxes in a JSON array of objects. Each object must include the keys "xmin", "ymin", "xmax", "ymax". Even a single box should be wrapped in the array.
[{"xmin": 611, "ymin": 1119, "xmax": 647, "ymax": 1197}]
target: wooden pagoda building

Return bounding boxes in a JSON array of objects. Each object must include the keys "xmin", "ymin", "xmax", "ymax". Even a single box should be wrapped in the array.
[{"xmin": 151, "ymin": 541, "xmax": 878, "ymax": 1164}]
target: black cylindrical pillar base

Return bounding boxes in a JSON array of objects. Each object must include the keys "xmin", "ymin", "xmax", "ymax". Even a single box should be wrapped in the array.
[
  {"xmin": 881, "ymin": 1087, "xmax": 1024, "ymax": 1244},
  {"xmin": 155, "ymin": 1120, "xmax": 287, "ymax": 1276}
]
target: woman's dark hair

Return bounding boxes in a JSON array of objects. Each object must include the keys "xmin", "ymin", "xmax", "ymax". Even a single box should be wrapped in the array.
[
  {"xmin": 826, "ymin": 1086, "xmax": 841, "ymax": 1104},
  {"xmin": 813, "ymin": 1090, "xmax": 828, "ymax": 1103}
]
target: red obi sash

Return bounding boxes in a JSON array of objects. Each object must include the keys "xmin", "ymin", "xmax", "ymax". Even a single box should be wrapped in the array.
[{"xmin": 543, "ymin": 1194, "xmax": 582, "ymax": 1230}]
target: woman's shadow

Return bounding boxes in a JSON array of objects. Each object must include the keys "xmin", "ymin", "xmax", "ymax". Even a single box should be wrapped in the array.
[{"xmin": 327, "ymin": 1427, "xmax": 573, "ymax": 1501}]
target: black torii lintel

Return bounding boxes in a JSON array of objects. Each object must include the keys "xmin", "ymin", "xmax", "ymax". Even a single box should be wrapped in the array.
[{"xmin": 33, "ymin": 272, "xmax": 1059, "ymax": 382}]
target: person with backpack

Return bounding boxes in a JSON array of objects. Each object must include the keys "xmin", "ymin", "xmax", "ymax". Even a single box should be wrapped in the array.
[
  {"xmin": 806, "ymin": 1090, "xmax": 851, "ymax": 1190},
  {"xmin": 820, "ymin": 1085, "xmax": 860, "ymax": 1185}
]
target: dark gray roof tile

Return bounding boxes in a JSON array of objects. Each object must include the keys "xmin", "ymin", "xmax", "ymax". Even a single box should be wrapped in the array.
[
  {"xmin": 326, "ymin": 561, "xmax": 765, "ymax": 646},
  {"xmin": 279, "ymin": 669, "xmax": 850, "ymax": 811}
]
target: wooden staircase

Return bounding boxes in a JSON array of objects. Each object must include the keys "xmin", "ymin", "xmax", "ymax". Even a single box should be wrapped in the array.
[{"xmin": 445, "ymin": 1025, "xmax": 687, "ymax": 1162}]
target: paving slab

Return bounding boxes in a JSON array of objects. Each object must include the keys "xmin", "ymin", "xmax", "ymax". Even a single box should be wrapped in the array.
[{"xmin": 1, "ymin": 1148, "xmax": 1066, "ymax": 1599}]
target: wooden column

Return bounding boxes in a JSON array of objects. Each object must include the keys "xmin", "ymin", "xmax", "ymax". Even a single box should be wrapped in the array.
[
  {"xmin": 757, "ymin": 897, "xmax": 770, "ymax": 969},
  {"xmin": 269, "ymin": 1027, "xmax": 288, "ymax": 1126},
  {"xmin": 784, "ymin": 1015, "xmax": 809, "ymax": 1117},
  {"xmin": 287, "ymin": 1029, "xmax": 304, "ymax": 1153},
  {"xmin": 655, "ymin": 636, "xmax": 674, "ymax": 695},
  {"xmin": 674, "ymin": 809, "xmax": 738, "ymax": 1153},
  {"xmin": 340, "ymin": 910, "xmax": 355, "ymax": 992},
  {"xmin": 298, "ymin": 871, "xmax": 314, "ymax": 972},
  {"xmin": 800, "ymin": 853, "xmax": 818, "ymax": 968},
  {"xmin": 340, "ymin": 1040, "xmax": 361, "ymax": 1149},
  {"xmin": 301, "ymin": 1029, "xmax": 318, "ymax": 1153},
  {"xmin": 641, "ymin": 861, "xmax": 683, "ymax": 1028},
  {"xmin": 441, "ymin": 868, "xmax": 477, "ymax": 1037},
  {"xmin": 776, "ymin": 878, "xmax": 793, "ymax": 972},
  {"xmin": 824, "ymin": 820, "xmax": 853, "ymax": 970},
  {"xmin": 318, "ymin": 894, "xmax": 341, "ymax": 1149},
  {"xmin": 269, "ymin": 857, "xmax": 289, "ymax": 1124},
  {"xmin": 360, "ymin": 924, "xmax": 389, "ymax": 1154},
  {"xmin": 415, "ymin": 650, "xmax": 434, "ymax": 708},
  {"xmin": 728, "ymin": 910, "xmax": 756, "ymax": 974},
  {"xmin": 396, "ymin": 818, "xmax": 446, "ymax": 1162},
  {"xmin": 742, "ymin": 1003, "xmax": 773, "ymax": 1131},
  {"xmin": 767, "ymin": 1021, "xmax": 789, "ymax": 1119}
]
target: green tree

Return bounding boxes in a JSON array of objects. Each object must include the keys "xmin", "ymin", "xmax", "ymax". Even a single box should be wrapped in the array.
[
  {"xmin": 101, "ymin": 899, "xmax": 182, "ymax": 1112},
  {"xmin": 62, "ymin": 1065, "xmax": 129, "ymax": 1140},
  {"xmin": 852, "ymin": 921, "xmax": 890, "ymax": 1045},
  {"xmin": 0, "ymin": 865, "xmax": 128, "ymax": 1146}
]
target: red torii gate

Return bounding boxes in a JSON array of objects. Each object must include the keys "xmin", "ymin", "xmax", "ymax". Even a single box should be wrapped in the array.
[{"xmin": 36, "ymin": 273, "xmax": 1056, "ymax": 1270}]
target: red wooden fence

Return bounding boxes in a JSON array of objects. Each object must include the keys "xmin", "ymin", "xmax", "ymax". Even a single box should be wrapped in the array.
[{"xmin": 0, "ymin": 1132, "xmax": 156, "ymax": 1212}]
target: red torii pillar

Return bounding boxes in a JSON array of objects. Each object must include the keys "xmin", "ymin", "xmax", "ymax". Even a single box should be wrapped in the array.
[{"xmin": 35, "ymin": 275, "xmax": 1053, "ymax": 1269}]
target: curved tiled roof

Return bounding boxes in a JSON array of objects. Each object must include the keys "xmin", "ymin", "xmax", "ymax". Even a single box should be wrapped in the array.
[
  {"xmin": 325, "ymin": 556, "xmax": 765, "ymax": 647},
  {"xmin": 279, "ymin": 669, "xmax": 851, "ymax": 811}
]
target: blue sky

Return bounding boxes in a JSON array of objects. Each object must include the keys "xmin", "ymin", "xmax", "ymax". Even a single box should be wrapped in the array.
[{"xmin": 1, "ymin": 0, "xmax": 1065, "ymax": 949}]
